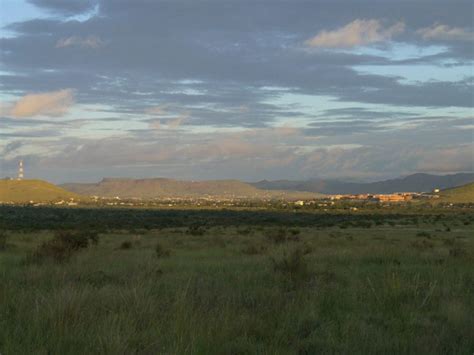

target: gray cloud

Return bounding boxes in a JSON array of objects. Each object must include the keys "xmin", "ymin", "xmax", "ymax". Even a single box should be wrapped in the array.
[
  {"xmin": 27, "ymin": 0, "xmax": 97, "ymax": 15},
  {"xmin": 1, "ymin": 0, "xmax": 472, "ymax": 181}
]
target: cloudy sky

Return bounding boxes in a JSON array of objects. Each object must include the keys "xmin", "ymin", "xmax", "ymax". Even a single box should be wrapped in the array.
[{"xmin": 0, "ymin": 0, "xmax": 473, "ymax": 183}]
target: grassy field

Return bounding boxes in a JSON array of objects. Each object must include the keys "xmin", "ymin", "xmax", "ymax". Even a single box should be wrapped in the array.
[{"xmin": 0, "ymin": 207, "xmax": 473, "ymax": 354}]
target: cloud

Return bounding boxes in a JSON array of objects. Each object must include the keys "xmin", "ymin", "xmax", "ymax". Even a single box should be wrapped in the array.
[
  {"xmin": 145, "ymin": 106, "xmax": 167, "ymax": 115},
  {"xmin": 28, "ymin": 0, "xmax": 97, "ymax": 15},
  {"xmin": 167, "ymin": 112, "xmax": 189, "ymax": 129},
  {"xmin": 56, "ymin": 36, "xmax": 103, "ymax": 48},
  {"xmin": 9, "ymin": 89, "xmax": 74, "ymax": 117},
  {"xmin": 306, "ymin": 19, "xmax": 405, "ymax": 48},
  {"xmin": 417, "ymin": 24, "xmax": 473, "ymax": 41}
]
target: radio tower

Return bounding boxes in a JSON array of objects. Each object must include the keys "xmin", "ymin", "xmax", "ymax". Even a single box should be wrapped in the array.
[{"xmin": 17, "ymin": 160, "xmax": 24, "ymax": 180}]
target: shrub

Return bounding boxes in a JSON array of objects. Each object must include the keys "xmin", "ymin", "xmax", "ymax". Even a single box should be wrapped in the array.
[
  {"xmin": 411, "ymin": 239, "xmax": 434, "ymax": 250},
  {"xmin": 271, "ymin": 246, "xmax": 311, "ymax": 284},
  {"xmin": 0, "ymin": 232, "xmax": 7, "ymax": 250},
  {"xmin": 266, "ymin": 228, "xmax": 300, "ymax": 243},
  {"xmin": 237, "ymin": 228, "xmax": 252, "ymax": 235},
  {"xmin": 155, "ymin": 243, "xmax": 171, "ymax": 258},
  {"xmin": 187, "ymin": 225, "xmax": 206, "ymax": 236},
  {"xmin": 241, "ymin": 243, "xmax": 267, "ymax": 255},
  {"xmin": 416, "ymin": 231, "xmax": 431, "ymax": 238},
  {"xmin": 119, "ymin": 241, "xmax": 133, "ymax": 250},
  {"xmin": 289, "ymin": 228, "xmax": 301, "ymax": 236},
  {"xmin": 443, "ymin": 238, "xmax": 456, "ymax": 246},
  {"xmin": 449, "ymin": 247, "xmax": 467, "ymax": 258},
  {"xmin": 27, "ymin": 230, "xmax": 99, "ymax": 263}
]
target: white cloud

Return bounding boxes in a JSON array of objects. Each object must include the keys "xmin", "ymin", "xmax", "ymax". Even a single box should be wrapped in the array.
[
  {"xmin": 306, "ymin": 19, "xmax": 405, "ymax": 48},
  {"xmin": 56, "ymin": 35, "xmax": 103, "ymax": 48},
  {"xmin": 8, "ymin": 89, "xmax": 74, "ymax": 117},
  {"xmin": 417, "ymin": 24, "xmax": 473, "ymax": 41}
]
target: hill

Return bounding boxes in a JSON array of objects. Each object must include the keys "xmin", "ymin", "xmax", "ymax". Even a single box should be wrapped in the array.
[
  {"xmin": 0, "ymin": 179, "xmax": 83, "ymax": 203},
  {"xmin": 437, "ymin": 182, "xmax": 474, "ymax": 203},
  {"xmin": 61, "ymin": 178, "xmax": 322, "ymax": 200},
  {"xmin": 252, "ymin": 173, "xmax": 474, "ymax": 194}
]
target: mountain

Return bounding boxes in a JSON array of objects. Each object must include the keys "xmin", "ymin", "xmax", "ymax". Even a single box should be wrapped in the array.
[
  {"xmin": 437, "ymin": 182, "xmax": 474, "ymax": 203},
  {"xmin": 0, "ymin": 179, "xmax": 83, "ymax": 203},
  {"xmin": 61, "ymin": 178, "xmax": 322, "ymax": 199},
  {"xmin": 252, "ymin": 173, "xmax": 474, "ymax": 194}
]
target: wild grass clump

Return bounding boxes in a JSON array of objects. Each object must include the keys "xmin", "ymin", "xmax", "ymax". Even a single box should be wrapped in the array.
[
  {"xmin": 449, "ymin": 247, "xmax": 467, "ymax": 258},
  {"xmin": 155, "ymin": 243, "xmax": 171, "ymax": 258},
  {"xmin": 416, "ymin": 231, "xmax": 431, "ymax": 238},
  {"xmin": 271, "ymin": 246, "xmax": 312, "ymax": 285},
  {"xmin": 187, "ymin": 225, "xmax": 206, "ymax": 236},
  {"xmin": 411, "ymin": 239, "xmax": 434, "ymax": 250},
  {"xmin": 266, "ymin": 228, "xmax": 300, "ymax": 244},
  {"xmin": 289, "ymin": 228, "xmax": 301, "ymax": 236},
  {"xmin": 27, "ymin": 230, "xmax": 99, "ymax": 263},
  {"xmin": 237, "ymin": 228, "xmax": 252, "ymax": 235},
  {"xmin": 241, "ymin": 242, "xmax": 267, "ymax": 255},
  {"xmin": 119, "ymin": 241, "xmax": 133, "ymax": 250}
]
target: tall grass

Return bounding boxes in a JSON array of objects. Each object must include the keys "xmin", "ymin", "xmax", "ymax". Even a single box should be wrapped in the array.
[{"xmin": 0, "ymin": 221, "xmax": 473, "ymax": 354}]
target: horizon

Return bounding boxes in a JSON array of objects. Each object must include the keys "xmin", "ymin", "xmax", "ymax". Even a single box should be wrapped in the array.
[
  {"xmin": 2, "ymin": 168, "xmax": 474, "ymax": 185},
  {"xmin": 1, "ymin": 0, "xmax": 473, "ymax": 182}
]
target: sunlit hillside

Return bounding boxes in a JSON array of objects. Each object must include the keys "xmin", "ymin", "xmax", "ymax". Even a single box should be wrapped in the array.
[
  {"xmin": 437, "ymin": 182, "xmax": 474, "ymax": 203},
  {"xmin": 0, "ymin": 180, "xmax": 82, "ymax": 203}
]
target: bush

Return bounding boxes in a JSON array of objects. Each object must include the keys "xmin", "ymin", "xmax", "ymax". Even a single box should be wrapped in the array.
[
  {"xmin": 237, "ymin": 228, "xmax": 252, "ymax": 235},
  {"xmin": 119, "ymin": 241, "xmax": 133, "ymax": 250},
  {"xmin": 411, "ymin": 239, "xmax": 434, "ymax": 250},
  {"xmin": 449, "ymin": 247, "xmax": 467, "ymax": 258},
  {"xmin": 271, "ymin": 246, "xmax": 311, "ymax": 284},
  {"xmin": 27, "ymin": 230, "xmax": 99, "ymax": 263},
  {"xmin": 0, "ymin": 232, "xmax": 7, "ymax": 250},
  {"xmin": 241, "ymin": 242, "xmax": 267, "ymax": 255},
  {"xmin": 266, "ymin": 228, "xmax": 300, "ymax": 244},
  {"xmin": 416, "ymin": 231, "xmax": 431, "ymax": 238},
  {"xmin": 155, "ymin": 243, "xmax": 171, "ymax": 258},
  {"xmin": 289, "ymin": 228, "xmax": 301, "ymax": 236},
  {"xmin": 187, "ymin": 225, "xmax": 206, "ymax": 236}
]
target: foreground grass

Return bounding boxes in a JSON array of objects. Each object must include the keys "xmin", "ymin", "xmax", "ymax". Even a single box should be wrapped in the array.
[{"xmin": 1, "ymin": 220, "xmax": 473, "ymax": 354}]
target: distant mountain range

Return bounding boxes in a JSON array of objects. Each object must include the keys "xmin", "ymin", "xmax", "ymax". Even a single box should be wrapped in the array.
[
  {"xmin": 61, "ymin": 178, "xmax": 322, "ymax": 199},
  {"xmin": 251, "ymin": 173, "xmax": 474, "ymax": 194}
]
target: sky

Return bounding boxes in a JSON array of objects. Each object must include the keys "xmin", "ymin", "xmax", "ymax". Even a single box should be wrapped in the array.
[{"xmin": 0, "ymin": 0, "xmax": 473, "ymax": 183}]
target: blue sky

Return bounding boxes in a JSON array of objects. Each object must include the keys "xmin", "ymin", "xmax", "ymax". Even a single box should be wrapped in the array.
[{"xmin": 1, "ymin": 0, "xmax": 473, "ymax": 183}]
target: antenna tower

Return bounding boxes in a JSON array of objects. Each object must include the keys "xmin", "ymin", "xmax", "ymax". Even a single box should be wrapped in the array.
[{"xmin": 18, "ymin": 160, "xmax": 24, "ymax": 180}]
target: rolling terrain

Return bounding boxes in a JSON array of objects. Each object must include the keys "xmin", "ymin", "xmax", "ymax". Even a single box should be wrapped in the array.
[
  {"xmin": 0, "ymin": 179, "xmax": 83, "ymax": 203},
  {"xmin": 437, "ymin": 182, "xmax": 474, "ymax": 203},
  {"xmin": 61, "ymin": 178, "xmax": 322, "ymax": 199},
  {"xmin": 253, "ymin": 173, "xmax": 474, "ymax": 194}
]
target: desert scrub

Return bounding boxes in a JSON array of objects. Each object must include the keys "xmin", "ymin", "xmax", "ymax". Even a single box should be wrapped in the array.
[
  {"xmin": 271, "ymin": 246, "xmax": 312, "ymax": 286},
  {"xmin": 266, "ymin": 228, "xmax": 300, "ymax": 244},
  {"xmin": 0, "ymin": 232, "xmax": 7, "ymax": 250},
  {"xmin": 187, "ymin": 225, "xmax": 206, "ymax": 236},
  {"xmin": 119, "ymin": 241, "xmax": 133, "ymax": 250},
  {"xmin": 26, "ymin": 230, "xmax": 99, "ymax": 263},
  {"xmin": 241, "ymin": 242, "xmax": 267, "ymax": 255},
  {"xmin": 155, "ymin": 243, "xmax": 171, "ymax": 258},
  {"xmin": 416, "ymin": 231, "xmax": 431, "ymax": 238}
]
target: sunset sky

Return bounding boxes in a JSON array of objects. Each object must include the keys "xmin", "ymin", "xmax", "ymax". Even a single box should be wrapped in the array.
[{"xmin": 1, "ymin": 0, "xmax": 473, "ymax": 183}]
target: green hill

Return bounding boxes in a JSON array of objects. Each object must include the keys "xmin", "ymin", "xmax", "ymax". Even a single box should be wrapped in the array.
[
  {"xmin": 437, "ymin": 182, "xmax": 474, "ymax": 203},
  {"xmin": 0, "ymin": 179, "xmax": 83, "ymax": 203}
]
